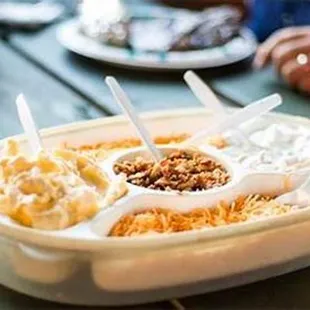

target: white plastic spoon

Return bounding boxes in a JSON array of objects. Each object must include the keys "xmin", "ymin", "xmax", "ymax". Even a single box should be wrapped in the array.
[
  {"xmin": 184, "ymin": 70, "xmax": 227, "ymax": 120},
  {"xmin": 105, "ymin": 76, "xmax": 163, "ymax": 162},
  {"xmin": 184, "ymin": 70, "xmax": 269, "ymax": 149},
  {"xmin": 276, "ymin": 176, "xmax": 310, "ymax": 207},
  {"xmin": 186, "ymin": 93, "xmax": 282, "ymax": 145},
  {"xmin": 16, "ymin": 93, "xmax": 43, "ymax": 154}
]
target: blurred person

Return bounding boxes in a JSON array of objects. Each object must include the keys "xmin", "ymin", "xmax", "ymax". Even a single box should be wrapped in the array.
[
  {"xmin": 253, "ymin": 26, "xmax": 310, "ymax": 95},
  {"xmin": 248, "ymin": 0, "xmax": 310, "ymax": 95},
  {"xmin": 162, "ymin": 0, "xmax": 310, "ymax": 94}
]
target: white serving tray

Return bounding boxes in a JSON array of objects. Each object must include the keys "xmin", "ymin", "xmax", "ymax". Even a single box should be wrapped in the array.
[{"xmin": 1, "ymin": 107, "xmax": 310, "ymax": 306}]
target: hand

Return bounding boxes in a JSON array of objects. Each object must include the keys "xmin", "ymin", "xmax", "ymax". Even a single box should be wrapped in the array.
[{"xmin": 253, "ymin": 26, "xmax": 310, "ymax": 95}]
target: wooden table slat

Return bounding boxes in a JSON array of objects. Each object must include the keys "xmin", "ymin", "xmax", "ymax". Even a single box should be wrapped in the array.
[{"xmin": 8, "ymin": 24, "xmax": 208, "ymax": 115}]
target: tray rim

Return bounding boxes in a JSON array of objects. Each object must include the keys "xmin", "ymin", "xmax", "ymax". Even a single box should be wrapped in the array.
[{"xmin": 5, "ymin": 106, "xmax": 310, "ymax": 143}]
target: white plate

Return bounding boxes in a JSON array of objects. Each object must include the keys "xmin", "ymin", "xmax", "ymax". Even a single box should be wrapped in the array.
[{"xmin": 56, "ymin": 19, "xmax": 258, "ymax": 70}]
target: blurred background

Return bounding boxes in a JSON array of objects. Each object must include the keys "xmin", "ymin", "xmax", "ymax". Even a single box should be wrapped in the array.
[{"xmin": 0, "ymin": 0, "xmax": 309, "ymax": 138}]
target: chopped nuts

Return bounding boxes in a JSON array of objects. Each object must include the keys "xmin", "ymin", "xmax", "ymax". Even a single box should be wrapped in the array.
[
  {"xmin": 114, "ymin": 150, "xmax": 230, "ymax": 192},
  {"xmin": 109, "ymin": 195, "xmax": 293, "ymax": 237}
]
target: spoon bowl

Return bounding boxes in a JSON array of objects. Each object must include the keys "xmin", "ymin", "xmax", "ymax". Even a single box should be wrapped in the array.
[{"xmin": 276, "ymin": 175, "xmax": 310, "ymax": 206}]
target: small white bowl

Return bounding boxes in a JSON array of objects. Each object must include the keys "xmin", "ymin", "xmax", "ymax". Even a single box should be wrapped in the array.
[{"xmin": 103, "ymin": 144, "xmax": 240, "ymax": 196}]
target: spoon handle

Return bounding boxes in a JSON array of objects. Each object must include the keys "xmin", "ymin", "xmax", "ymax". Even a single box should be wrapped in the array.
[
  {"xmin": 16, "ymin": 94, "xmax": 43, "ymax": 154},
  {"xmin": 184, "ymin": 70, "xmax": 227, "ymax": 118},
  {"xmin": 105, "ymin": 77, "xmax": 163, "ymax": 162},
  {"xmin": 188, "ymin": 93, "xmax": 282, "ymax": 145}
]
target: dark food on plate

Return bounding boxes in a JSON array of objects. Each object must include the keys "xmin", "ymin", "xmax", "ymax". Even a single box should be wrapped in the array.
[
  {"xmin": 114, "ymin": 150, "xmax": 230, "ymax": 191},
  {"xmin": 169, "ymin": 6, "xmax": 241, "ymax": 51},
  {"xmin": 109, "ymin": 195, "xmax": 293, "ymax": 237},
  {"xmin": 80, "ymin": 5, "xmax": 241, "ymax": 52}
]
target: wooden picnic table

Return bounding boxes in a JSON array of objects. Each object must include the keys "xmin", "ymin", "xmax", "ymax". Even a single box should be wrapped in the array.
[{"xmin": 0, "ymin": 2, "xmax": 310, "ymax": 309}]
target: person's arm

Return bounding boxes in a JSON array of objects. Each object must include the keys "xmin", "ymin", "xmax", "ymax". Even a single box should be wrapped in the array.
[{"xmin": 253, "ymin": 26, "xmax": 310, "ymax": 95}]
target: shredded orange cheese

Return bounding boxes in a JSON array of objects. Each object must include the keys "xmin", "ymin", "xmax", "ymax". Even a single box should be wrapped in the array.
[
  {"xmin": 109, "ymin": 195, "xmax": 293, "ymax": 237},
  {"xmin": 64, "ymin": 133, "xmax": 229, "ymax": 159},
  {"xmin": 66, "ymin": 134, "xmax": 189, "ymax": 151},
  {"xmin": 64, "ymin": 134, "xmax": 190, "ymax": 159},
  {"xmin": 206, "ymin": 135, "xmax": 229, "ymax": 149}
]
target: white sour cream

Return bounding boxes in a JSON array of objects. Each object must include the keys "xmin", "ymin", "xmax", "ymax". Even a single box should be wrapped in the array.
[{"xmin": 222, "ymin": 121, "xmax": 310, "ymax": 173}]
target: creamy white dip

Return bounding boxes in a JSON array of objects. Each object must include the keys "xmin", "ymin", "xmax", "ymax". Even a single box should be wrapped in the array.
[{"xmin": 222, "ymin": 120, "xmax": 310, "ymax": 173}]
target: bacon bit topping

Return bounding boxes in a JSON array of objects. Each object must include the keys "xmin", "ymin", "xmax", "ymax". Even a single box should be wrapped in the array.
[{"xmin": 114, "ymin": 150, "xmax": 230, "ymax": 192}]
